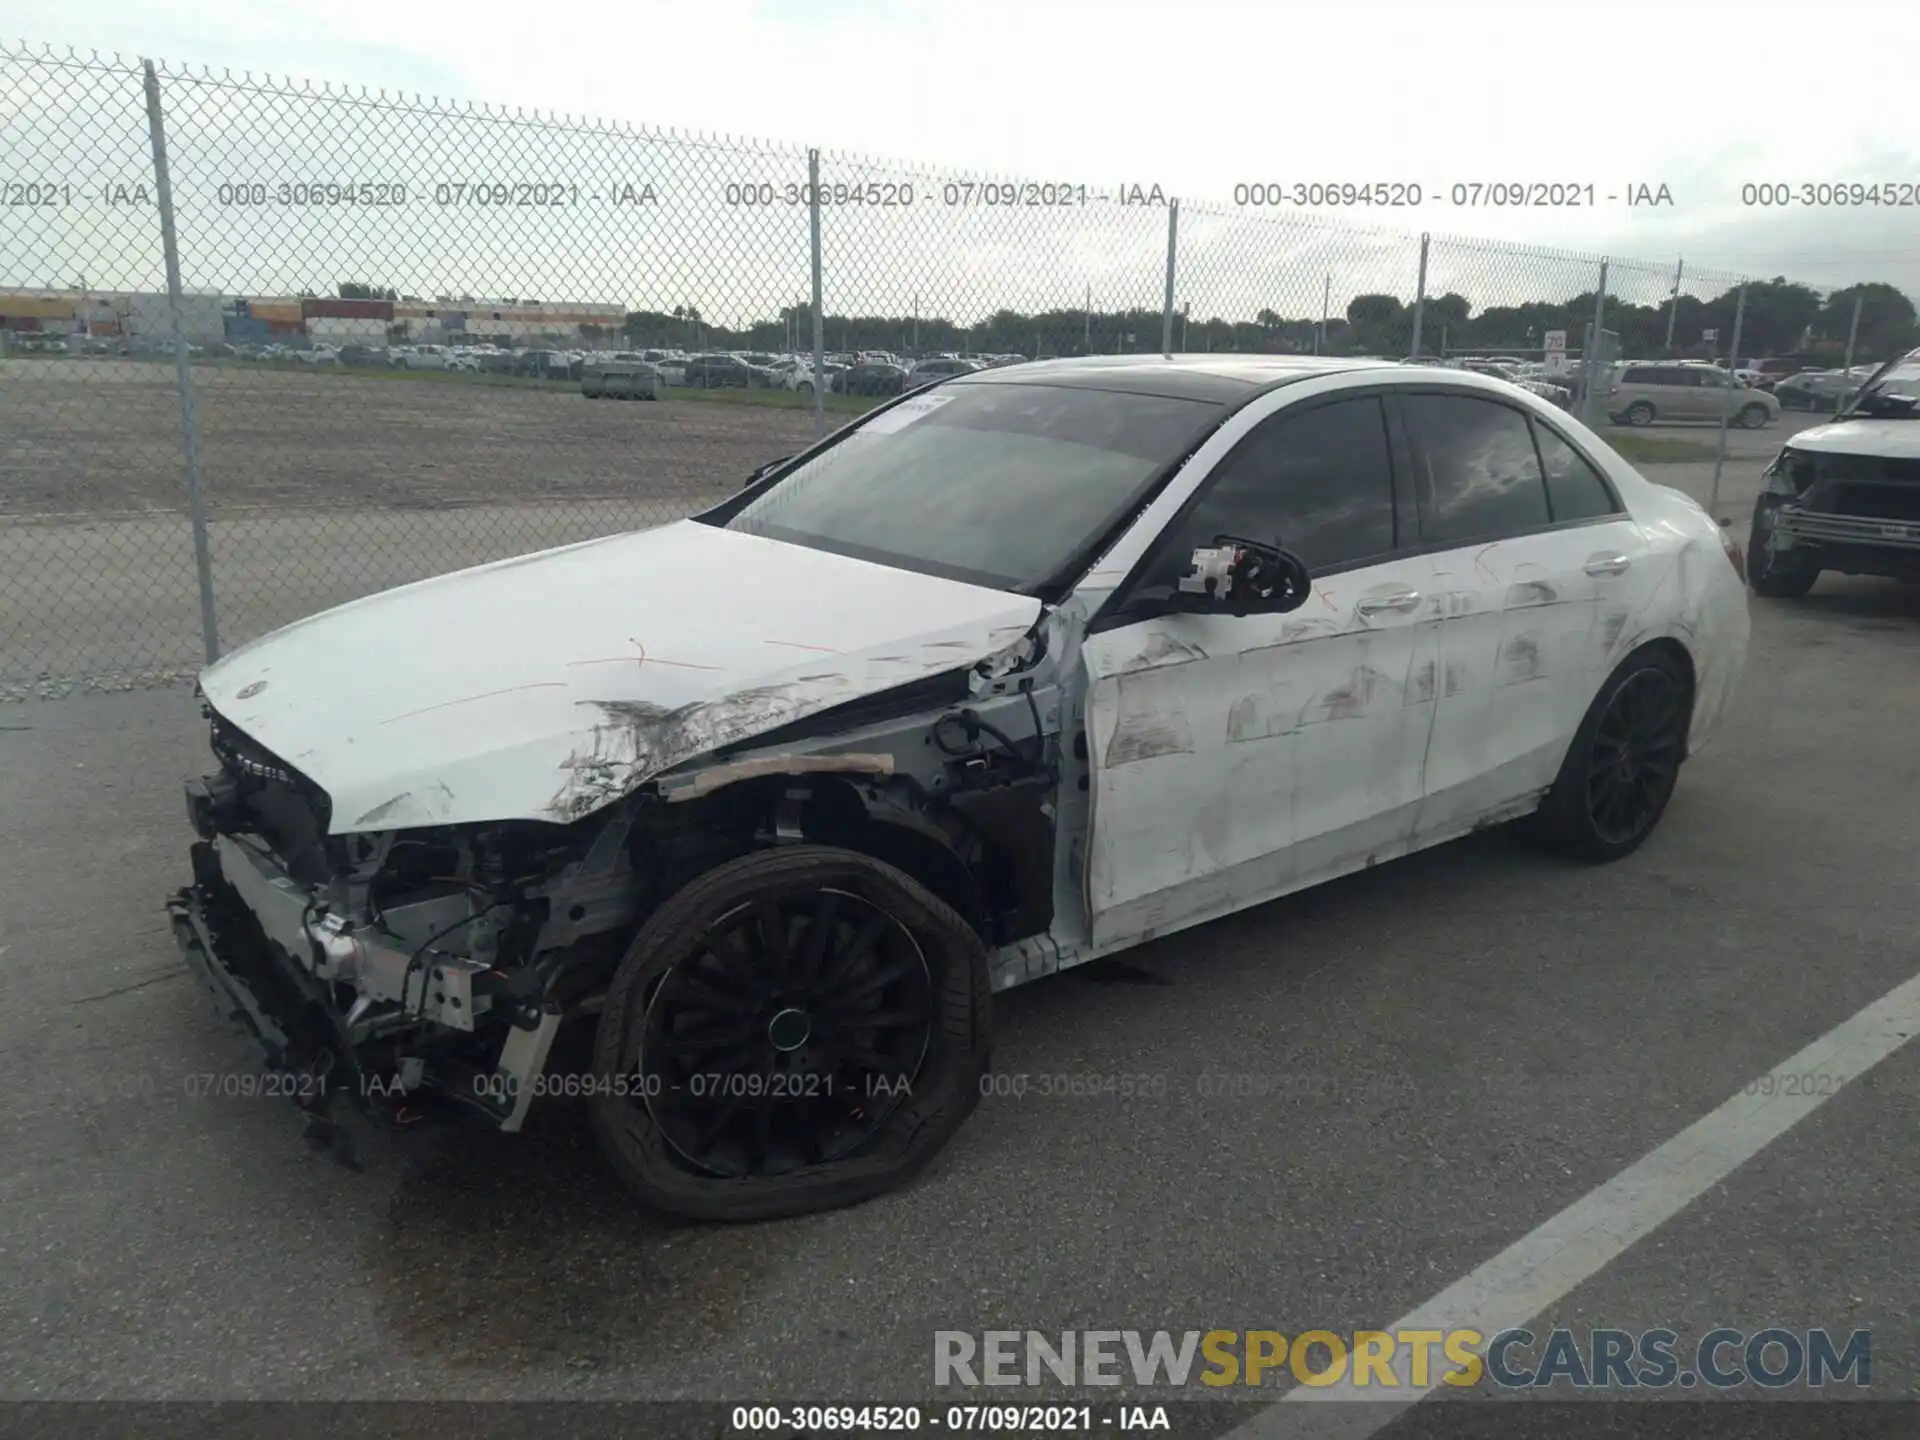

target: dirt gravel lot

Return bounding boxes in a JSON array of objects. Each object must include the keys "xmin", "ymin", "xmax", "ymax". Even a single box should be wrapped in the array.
[{"xmin": 0, "ymin": 358, "xmax": 822, "ymax": 518}]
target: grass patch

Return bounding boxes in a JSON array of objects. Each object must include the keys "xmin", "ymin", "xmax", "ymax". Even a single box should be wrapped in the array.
[{"xmin": 1601, "ymin": 432, "xmax": 1723, "ymax": 464}]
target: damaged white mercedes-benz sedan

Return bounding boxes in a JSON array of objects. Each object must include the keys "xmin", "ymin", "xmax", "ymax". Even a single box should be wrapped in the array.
[{"xmin": 169, "ymin": 355, "xmax": 1749, "ymax": 1219}]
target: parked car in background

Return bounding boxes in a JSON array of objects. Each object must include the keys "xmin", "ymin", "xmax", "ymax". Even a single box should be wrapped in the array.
[
  {"xmin": 788, "ymin": 362, "xmax": 847, "ymax": 396},
  {"xmin": 295, "ymin": 345, "xmax": 340, "ymax": 366},
  {"xmin": 513, "ymin": 349, "xmax": 581, "ymax": 381},
  {"xmin": 1774, "ymin": 367, "xmax": 1877, "ymax": 412},
  {"xmin": 1514, "ymin": 377, "xmax": 1573, "ymax": 409},
  {"xmin": 336, "ymin": 344, "xmax": 388, "ymax": 368},
  {"xmin": 683, "ymin": 353, "xmax": 772, "ymax": 388},
  {"xmin": 1748, "ymin": 347, "xmax": 1920, "ymax": 597},
  {"xmin": 905, "ymin": 357, "xmax": 983, "ymax": 389},
  {"xmin": 581, "ymin": 360, "xmax": 661, "ymax": 400},
  {"xmin": 832, "ymin": 361, "xmax": 910, "ymax": 396},
  {"xmin": 167, "ymin": 355, "xmax": 1748, "ymax": 1224},
  {"xmin": 392, "ymin": 344, "xmax": 450, "ymax": 371},
  {"xmin": 1606, "ymin": 362, "xmax": 1777, "ymax": 428}
]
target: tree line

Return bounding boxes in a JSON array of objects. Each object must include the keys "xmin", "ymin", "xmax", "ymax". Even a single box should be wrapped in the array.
[{"xmin": 339, "ymin": 278, "xmax": 1919, "ymax": 362}]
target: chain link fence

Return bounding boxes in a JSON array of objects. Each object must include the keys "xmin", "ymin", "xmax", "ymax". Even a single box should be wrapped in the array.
[{"xmin": 3, "ymin": 39, "xmax": 1908, "ymax": 701}]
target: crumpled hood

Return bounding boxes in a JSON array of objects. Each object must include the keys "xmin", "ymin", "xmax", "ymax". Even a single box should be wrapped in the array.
[
  {"xmin": 1787, "ymin": 418, "xmax": 1920, "ymax": 460},
  {"xmin": 199, "ymin": 521, "xmax": 1043, "ymax": 833}
]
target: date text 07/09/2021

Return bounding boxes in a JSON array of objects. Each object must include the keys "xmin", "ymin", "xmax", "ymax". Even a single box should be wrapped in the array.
[{"xmin": 727, "ymin": 1405, "xmax": 1172, "ymax": 1433}]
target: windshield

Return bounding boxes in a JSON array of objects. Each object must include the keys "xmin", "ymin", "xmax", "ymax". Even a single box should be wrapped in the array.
[
  {"xmin": 717, "ymin": 381, "xmax": 1225, "ymax": 593},
  {"xmin": 1841, "ymin": 355, "xmax": 1920, "ymax": 419}
]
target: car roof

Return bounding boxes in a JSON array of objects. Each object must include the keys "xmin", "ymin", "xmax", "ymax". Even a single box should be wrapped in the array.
[{"xmin": 948, "ymin": 353, "xmax": 1394, "ymax": 403}]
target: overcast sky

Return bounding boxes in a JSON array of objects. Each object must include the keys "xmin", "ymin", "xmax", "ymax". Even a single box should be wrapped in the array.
[{"xmin": 9, "ymin": 0, "xmax": 1920, "ymax": 324}]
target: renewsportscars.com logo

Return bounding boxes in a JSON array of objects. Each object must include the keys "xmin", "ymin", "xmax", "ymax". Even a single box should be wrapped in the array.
[{"xmin": 933, "ymin": 1328, "xmax": 1871, "ymax": 1391}]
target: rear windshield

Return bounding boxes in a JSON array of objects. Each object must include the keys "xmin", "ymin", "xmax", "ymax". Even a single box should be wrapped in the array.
[{"xmin": 717, "ymin": 382, "xmax": 1225, "ymax": 593}]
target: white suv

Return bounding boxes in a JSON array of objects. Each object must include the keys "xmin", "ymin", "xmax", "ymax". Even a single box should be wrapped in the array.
[{"xmin": 392, "ymin": 344, "xmax": 449, "ymax": 371}]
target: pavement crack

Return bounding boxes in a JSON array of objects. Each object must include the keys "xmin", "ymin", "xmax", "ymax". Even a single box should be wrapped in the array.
[{"xmin": 71, "ymin": 970, "xmax": 187, "ymax": 1005}]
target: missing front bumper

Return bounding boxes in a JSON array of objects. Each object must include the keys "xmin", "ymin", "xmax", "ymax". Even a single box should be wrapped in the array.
[{"xmin": 165, "ymin": 838, "xmax": 562, "ymax": 1156}]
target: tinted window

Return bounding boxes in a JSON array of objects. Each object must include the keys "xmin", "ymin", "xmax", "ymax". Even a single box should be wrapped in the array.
[
  {"xmin": 1622, "ymin": 367, "xmax": 1655, "ymax": 384},
  {"xmin": 1136, "ymin": 397, "xmax": 1397, "ymax": 589},
  {"xmin": 722, "ymin": 382, "xmax": 1223, "ymax": 592},
  {"xmin": 1531, "ymin": 421, "xmax": 1621, "ymax": 522},
  {"xmin": 1405, "ymin": 393, "xmax": 1550, "ymax": 543}
]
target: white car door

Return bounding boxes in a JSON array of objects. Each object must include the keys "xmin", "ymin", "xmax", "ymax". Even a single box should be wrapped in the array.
[
  {"xmin": 1078, "ymin": 393, "xmax": 1440, "ymax": 949},
  {"xmin": 1400, "ymin": 390, "xmax": 1658, "ymax": 840}
]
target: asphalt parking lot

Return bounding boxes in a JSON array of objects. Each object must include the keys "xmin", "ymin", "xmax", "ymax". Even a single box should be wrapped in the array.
[{"xmin": 3, "ymin": 412, "xmax": 1917, "ymax": 1429}]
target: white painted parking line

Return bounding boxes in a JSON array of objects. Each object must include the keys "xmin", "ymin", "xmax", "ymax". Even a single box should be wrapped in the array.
[{"xmin": 1227, "ymin": 967, "xmax": 1920, "ymax": 1439}]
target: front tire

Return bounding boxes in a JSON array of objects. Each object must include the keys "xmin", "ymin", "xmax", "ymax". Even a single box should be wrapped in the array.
[
  {"xmin": 588, "ymin": 845, "xmax": 991, "ymax": 1222},
  {"xmin": 1531, "ymin": 648, "xmax": 1692, "ymax": 863},
  {"xmin": 1746, "ymin": 499, "xmax": 1819, "ymax": 598},
  {"xmin": 1737, "ymin": 403, "xmax": 1770, "ymax": 429}
]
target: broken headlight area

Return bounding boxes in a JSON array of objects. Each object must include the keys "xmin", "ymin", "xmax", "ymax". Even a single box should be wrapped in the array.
[
  {"xmin": 170, "ymin": 710, "xmax": 647, "ymax": 1160},
  {"xmin": 1763, "ymin": 448, "xmax": 1817, "ymax": 497}
]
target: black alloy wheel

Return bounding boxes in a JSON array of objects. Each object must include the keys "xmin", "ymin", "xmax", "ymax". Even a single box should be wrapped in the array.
[
  {"xmin": 589, "ymin": 845, "xmax": 990, "ymax": 1221},
  {"xmin": 1530, "ymin": 648, "xmax": 1693, "ymax": 863},
  {"xmin": 1583, "ymin": 667, "xmax": 1686, "ymax": 849},
  {"xmin": 637, "ymin": 887, "xmax": 934, "ymax": 1179}
]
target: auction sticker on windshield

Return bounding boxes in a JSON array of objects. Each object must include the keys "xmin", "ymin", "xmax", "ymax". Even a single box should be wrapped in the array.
[{"xmin": 860, "ymin": 393, "xmax": 958, "ymax": 434}]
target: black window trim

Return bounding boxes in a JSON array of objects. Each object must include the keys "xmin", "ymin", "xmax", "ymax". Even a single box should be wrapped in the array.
[
  {"xmin": 1392, "ymin": 386, "xmax": 1626, "ymax": 555},
  {"xmin": 1089, "ymin": 385, "xmax": 1414, "ymax": 635}
]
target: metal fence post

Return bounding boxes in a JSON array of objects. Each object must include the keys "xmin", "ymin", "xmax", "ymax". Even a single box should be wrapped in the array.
[
  {"xmin": 808, "ymin": 148, "xmax": 825, "ymax": 439},
  {"xmin": 1316, "ymin": 274, "xmax": 1330, "ymax": 356},
  {"xmin": 1161, "ymin": 200, "xmax": 1179, "ymax": 357},
  {"xmin": 1663, "ymin": 257, "xmax": 1683, "ymax": 353},
  {"xmin": 1580, "ymin": 260, "xmax": 1609, "ymax": 429},
  {"xmin": 1410, "ymin": 233, "xmax": 1429, "ymax": 358},
  {"xmin": 1836, "ymin": 289, "xmax": 1865, "ymax": 412},
  {"xmin": 142, "ymin": 59, "xmax": 220, "ymax": 665},
  {"xmin": 1707, "ymin": 283, "xmax": 1747, "ymax": 521}
]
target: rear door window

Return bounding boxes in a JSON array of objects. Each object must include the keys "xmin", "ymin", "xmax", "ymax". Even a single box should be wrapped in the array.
[{"xmin": 1404, "ymin": 393, "xmax": 1552, "ymax": 544}]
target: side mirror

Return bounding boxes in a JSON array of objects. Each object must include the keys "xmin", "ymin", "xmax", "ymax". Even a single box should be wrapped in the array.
[{"xmin": 1136, "ymin": 537, "xmax": 1313, "ymax": 620}]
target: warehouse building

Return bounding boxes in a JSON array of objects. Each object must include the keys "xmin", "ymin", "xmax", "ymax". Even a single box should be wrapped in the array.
[
  {"xmin": 392, "ymin": 298, "xmax": 625, "ymax": 344},
  {"xmin": 0, "ymin": 288, "xmax": 227, "ymax": 343},
  {"xmin": 3, "ymin": 289, "xmax": 628, "ymax": 346}
]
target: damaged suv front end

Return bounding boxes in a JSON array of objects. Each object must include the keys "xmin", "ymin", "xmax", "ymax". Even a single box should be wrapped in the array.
[{"xmin": 1748, "ymin": 347, "xmax": 1920, "ymax": 597}]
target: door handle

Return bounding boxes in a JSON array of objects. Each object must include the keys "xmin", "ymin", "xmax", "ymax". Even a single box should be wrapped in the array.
[
  {"xmin": 1356, "ymin": 588, "xmax": 1422, "ymax": 615},
  {"xmin": 1584, "ymin": 553, "xmax": 1632, "ymax": 576}
]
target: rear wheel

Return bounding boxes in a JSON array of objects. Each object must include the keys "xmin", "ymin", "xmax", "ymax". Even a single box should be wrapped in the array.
[
  {"xmin": 589, "ymin": 845, "xmax": 991, "ymax": 1222},
  {"xmin": 1531, "ymin": 649, "xmax": 1691, "ymax": 863},
  {"xmin": 1625, "ymin": 401, "xmax": 1656, "ymax": 427}
]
